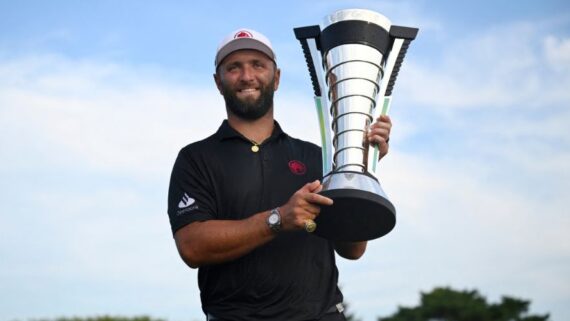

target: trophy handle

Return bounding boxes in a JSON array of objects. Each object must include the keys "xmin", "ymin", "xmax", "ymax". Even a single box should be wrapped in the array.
[
  {"xmin": 369, "ymin": 26, "xmax": 419, "ymax": 176},
  {"xmin": 294, "ymin": 26, "xmax": 334, "ymax": 175}
]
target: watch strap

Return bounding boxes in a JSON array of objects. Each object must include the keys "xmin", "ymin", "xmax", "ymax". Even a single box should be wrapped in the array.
[{"xmin": 267, "ymin": 207, "xmax": 281, "ymax": 233}]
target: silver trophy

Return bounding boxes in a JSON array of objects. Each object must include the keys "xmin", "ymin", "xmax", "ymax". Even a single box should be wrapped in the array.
[{"xmin": 294, "ymin": 9, "xmax": 418, "ymax": 241}]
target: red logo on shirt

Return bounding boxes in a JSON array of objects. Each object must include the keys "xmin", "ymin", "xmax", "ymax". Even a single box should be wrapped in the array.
[{"xmin": 288, "ymin": 160, "xmax": 306, "ymax": 175}]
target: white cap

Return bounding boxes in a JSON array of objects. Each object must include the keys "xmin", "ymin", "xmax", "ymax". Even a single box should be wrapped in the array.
[{"xmin": 215, "ymin": 28, "xmax": 276, "ymax": 68}]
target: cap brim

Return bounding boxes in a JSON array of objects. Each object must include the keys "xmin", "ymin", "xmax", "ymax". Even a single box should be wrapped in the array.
[{"xmin": 215, "ymin": 38, "xmax": 275, "ymax": 67}]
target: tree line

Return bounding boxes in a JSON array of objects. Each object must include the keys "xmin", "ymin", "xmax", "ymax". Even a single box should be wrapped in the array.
[
  {"xmin": 347, "ymin": 286, "xmax": 549, "ymax": 321},
  {"xmin": 22, "ymin": 287, "xmax": 549, "ymax": 321}
]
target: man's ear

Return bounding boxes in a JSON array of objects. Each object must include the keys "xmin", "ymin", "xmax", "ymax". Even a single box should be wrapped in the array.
[
  {"xmin": 213, "ymin": 73, "xmax": 223, "ymax": 95},
  {"xmin": 273, "ymin": 68, "xmax": 281, "ymax": 91}
]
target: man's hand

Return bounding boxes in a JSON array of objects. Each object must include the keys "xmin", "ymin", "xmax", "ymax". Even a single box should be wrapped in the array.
[
  {"xmin": 367, "ymin": 115, "xmax": 392, "ymax": 160},
  {"xmin": 174, "ymin": 181, "xmax": 333, "ymax": 268},
  {"xmin": 279, "ymin": 180, "xmax": 333, "ymax": 231}
]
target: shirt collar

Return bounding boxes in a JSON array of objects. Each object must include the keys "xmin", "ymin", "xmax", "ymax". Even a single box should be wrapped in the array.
[{"xmin": 216, "ymin": 119, "xmax": 286, "ymax": 142}]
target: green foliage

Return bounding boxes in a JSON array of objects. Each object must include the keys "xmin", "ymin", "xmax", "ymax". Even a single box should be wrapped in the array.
[
  {"xmin": 29, "ymin": 316, "xmax": 165, "ymax": 321},
  {"xmin": 343, "ymin": 301, "xmax": 361, "ymax": 321},
  {"xmin": 17, "ymin": 290, "xmax": 550, "ymax": 321},
  {"xmin": 378, "ymin": 287, "xmax": 549, "ymax": 321}
]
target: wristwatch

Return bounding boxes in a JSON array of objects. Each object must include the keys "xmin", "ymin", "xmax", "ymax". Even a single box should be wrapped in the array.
[{"xmin": 267, "ymin": 207, "xmax": 281, "ymax": 233}]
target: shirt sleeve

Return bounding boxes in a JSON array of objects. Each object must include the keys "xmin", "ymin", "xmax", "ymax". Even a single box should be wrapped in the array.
[{"xmin": 167, "ymin": 148, "xmax": 217, "ymax": 235}]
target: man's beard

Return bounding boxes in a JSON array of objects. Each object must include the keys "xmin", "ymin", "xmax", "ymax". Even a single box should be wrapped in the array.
[{"xmin": 221, "ymin": 79, "xmax": 275, "ymax": 121}]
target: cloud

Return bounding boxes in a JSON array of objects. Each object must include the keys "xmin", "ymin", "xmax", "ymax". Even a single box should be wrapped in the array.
[
  {"xmin": 0, "ymin": 54, "xmax": 229, "ymax": 181},
  {"xmin": 544, "ymin": 35, "xmax": 570, "ymax": 67},
  {"xmin": 339, "ymin": 149, "xmax": 569, "ymax": 319},
  {"xmin": 335, "ymin": 16, "xmax": 570, "ymax": 321},
  {"xmin": 392, "ymin": 16, "xmax": 570, "ymax": 189},
  {"xmin": 400, "ymin": 20, "xmax": 570, "ymax": 111},
  {"xmin": 0, "ymin": 54, "xmax": 326, "ymax": 181},
  {"xmin": 0, "ymin": 54, "xmax": 214, "ymax": 319}
]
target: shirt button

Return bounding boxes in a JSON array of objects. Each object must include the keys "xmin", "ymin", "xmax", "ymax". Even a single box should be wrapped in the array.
[{"xmin": 251, "ymin": 145, "xmax": 260, "ymax": 153}]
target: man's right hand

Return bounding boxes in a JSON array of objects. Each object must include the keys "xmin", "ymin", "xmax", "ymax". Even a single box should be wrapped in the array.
[
  {"xmin": 174, "ymin": 180, "xmax": 333, "ymax": 268},
  {"xmin": 278, "ymin": 180, "xmax": 333, "ymax": 231}
]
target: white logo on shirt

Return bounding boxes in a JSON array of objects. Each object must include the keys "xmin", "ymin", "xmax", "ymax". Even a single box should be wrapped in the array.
[{"xmin": 178, "ymin": 193, "xmax": 195, "ymax": 209}]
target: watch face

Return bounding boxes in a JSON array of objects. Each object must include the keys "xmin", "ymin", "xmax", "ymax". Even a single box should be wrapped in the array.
[{"xmin": 269, "ymin": 213, "xmax": 279, "ymax": 225}]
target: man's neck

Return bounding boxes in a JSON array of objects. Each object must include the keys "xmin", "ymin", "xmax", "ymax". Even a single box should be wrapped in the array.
[{"xmin": 227, "ymin": 111, "xmax": 275, "ymax": 144}]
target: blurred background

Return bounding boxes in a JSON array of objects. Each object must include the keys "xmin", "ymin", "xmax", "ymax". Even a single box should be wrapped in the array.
[{"xmin": 1, "ymin": 0, "xmax": 569, "ymax": 320}]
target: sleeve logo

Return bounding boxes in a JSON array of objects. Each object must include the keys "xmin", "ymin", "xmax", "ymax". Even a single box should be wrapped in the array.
[
  {"xmin": 178, "ymin": 193, "xmax": 195, "ymax": 209},
  {"xmin": 176, "ymin": 193, "xmax": 199, "ymax": 216}
]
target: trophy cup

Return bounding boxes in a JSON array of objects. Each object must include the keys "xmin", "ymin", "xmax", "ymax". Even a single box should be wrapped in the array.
[{"xmin": 294, "ymin": 9, "xmax": 418, "ymax": 241}]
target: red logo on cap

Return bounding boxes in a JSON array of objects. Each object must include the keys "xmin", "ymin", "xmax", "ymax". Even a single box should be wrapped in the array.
[
  {"xmin": 234, "ymin": 30, "xmax": 253, "ymax": 39},
  {"xmin": 288, "ymin": 160, "xmax": 307, "ymax": 175}
]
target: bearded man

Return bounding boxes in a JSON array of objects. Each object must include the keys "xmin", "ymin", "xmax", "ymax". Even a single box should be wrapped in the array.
[{"xmin": 167, "ymin": 28, "xmax": 392, "ymax": 321}]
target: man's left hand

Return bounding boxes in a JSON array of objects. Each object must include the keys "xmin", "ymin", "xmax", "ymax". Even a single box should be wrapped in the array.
[{"xmin": 367, "ymin": 115, "xmax": 392, "ymax": 160}]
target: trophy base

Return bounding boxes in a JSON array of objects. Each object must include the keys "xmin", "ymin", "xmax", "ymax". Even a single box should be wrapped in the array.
[{"xmin": 316, "ymin": 188, "xmax": 396, "ymax": 241}]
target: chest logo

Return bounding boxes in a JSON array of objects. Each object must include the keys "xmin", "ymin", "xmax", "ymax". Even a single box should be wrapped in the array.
[{"xmin": 288, "ymin": 160, "xmax": 307, "ymax": 175}]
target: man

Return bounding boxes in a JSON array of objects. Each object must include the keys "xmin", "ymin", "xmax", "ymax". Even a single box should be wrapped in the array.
[{"xmin": 167, "ymin": 28, "xmax": 392, "ymax": 321}]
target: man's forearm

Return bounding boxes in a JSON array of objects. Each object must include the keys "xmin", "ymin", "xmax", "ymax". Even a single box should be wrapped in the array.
[
  {"xmin": 174, "ymin": 211, "xmax": 275, "ymax": 268},
  {"xmin": 174, "ymin": 180, "xmax": 336, "ymax": 268}
]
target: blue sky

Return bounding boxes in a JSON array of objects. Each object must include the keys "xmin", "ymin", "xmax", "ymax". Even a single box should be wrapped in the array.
[{"xmin": 1, "ymin": 1, "xmax": 569, "ymax": 321}]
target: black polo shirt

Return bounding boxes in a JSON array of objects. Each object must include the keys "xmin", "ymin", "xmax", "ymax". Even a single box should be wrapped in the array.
[{"xmin": 167, "ymin": 120, "xmax": 343, "ymax": 320}]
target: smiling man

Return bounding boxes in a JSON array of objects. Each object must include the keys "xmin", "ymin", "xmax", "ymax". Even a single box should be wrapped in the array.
[{"xmin": 167, "ymin": 28, "xmax": 392, "ymax": 321}]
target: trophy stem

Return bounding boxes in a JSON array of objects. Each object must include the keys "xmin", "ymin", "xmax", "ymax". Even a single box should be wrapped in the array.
[
  {"xmin": 314, "ymin": 96, "xmax": 333, "ymax": 176},
  {"xmin": 369, "ymin": 96, "xmax": 392, "ymax": 175}
]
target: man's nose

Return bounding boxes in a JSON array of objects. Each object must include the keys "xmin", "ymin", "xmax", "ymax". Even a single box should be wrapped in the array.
[{"xmin": 239, "ymin": 65, "xmax": 255, "ymax": 82}]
